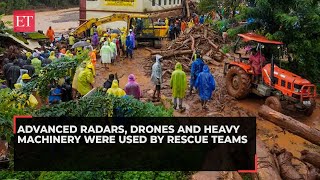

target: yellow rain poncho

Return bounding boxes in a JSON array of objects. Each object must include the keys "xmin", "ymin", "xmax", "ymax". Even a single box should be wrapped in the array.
[
  {"xmin": 31, "ymin": 57, "xmax": 42, "ymax": 74},
  {"xmin": 107, "ymin": 80, "xmax": 126, "ymax": 97},
  {"xmin": 49, "ymin": 51, "xmax": 56, "ymax": 61},
  {"xmin": 170, "ymin": 62, "xmax": 187, "ymax": 98},
  {"xmin": 188, "ymin": 19, "xmax": 194, "ymax": 28},
  {"xmin": 26, "ymin": 52, "xmax": 32, "ymax": 59},
  {"xmin": 72, "ymin": 62, "xmax": 86, "ymax": 91},
  {"xmin": 77, "ymin": 64, "xmax": 95, "ymax": 96},
  {"xmin": 65, "ymin": 50, "xmax": 73, "ymax": 58},
  {"xmin": 97, "ymin": 26, "xmax": 103, "ymax": 36},
  {"xmin": 68, "ymin": 35, "xmax": 75, "ymax": 46}
]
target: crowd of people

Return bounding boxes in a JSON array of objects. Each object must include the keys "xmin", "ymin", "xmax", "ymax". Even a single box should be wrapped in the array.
[
  {"xmin": 1, "ymin": 13, "xmax": 217, "ymax": 111},
  {"xmin": 168, "ymin": 13, "xmax": 206, "ymax": 40}
]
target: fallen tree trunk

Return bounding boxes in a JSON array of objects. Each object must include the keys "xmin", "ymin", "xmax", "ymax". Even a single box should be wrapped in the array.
[
  {"xmin": 256, "ymin": 138, "xmax": 282, "ymax": 180},
  {"xmin": 258, "ymin": 105, "xmax": 320, "ymax": 146},
  {"xmin": 206, "ymin": 38, "xmax": 219, "ymax": 49},
  {"xmin": 300, "ymin": 150, "xmax": 320, "ymax": 169},
  {"xmin": 190, "ymin": 35, "xmax": 195, "ymax": 51},
  {"xmin": 277, "ymin": 150, "xmax": 304, "ymax": 180}
]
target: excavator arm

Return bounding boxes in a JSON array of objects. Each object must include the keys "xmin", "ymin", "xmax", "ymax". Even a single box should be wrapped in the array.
[{"xmin": 74, "ymin": 14, "xmax": 132, "ymax": 37}]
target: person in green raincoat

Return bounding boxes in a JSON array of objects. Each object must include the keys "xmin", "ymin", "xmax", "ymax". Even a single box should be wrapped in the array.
[
  {"xmin": 110, "ymin": 39, "xmax": 117, "ymax": 62},
  {"xmin": 77, "ymin": 63, "xmax": 95, "ymax": 96},
  {"xmin": 31, "ymin": 52, "xmax": 42, "ymax": 74},
  {"xmin": 170, "ymin": 62, "xmax": 187, "ymax": 111}
]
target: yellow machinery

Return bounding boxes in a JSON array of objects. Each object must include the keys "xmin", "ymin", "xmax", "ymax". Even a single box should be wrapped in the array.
[{"xmin": 73, "ymin": 13, "xmax": 168, "ymax": 48}]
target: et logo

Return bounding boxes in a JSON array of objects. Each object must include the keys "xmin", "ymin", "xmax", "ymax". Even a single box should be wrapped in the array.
[{"xmin": 13, "ymin": 10, "xmax": 35, "ymax": 32}]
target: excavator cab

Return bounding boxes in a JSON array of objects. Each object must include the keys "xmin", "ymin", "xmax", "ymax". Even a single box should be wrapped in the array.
[{"xmin": 224, "ymin": 33, "xmax": 317, "ymax": 116}]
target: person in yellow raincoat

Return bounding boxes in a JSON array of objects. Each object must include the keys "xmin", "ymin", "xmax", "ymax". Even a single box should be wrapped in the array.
[
  {"xmin": 26, "ymin": 52, "xmax": 32, "ymax": 60},
  {"xmin": 188, "ymin": 19, "xmax": 194, "ymax": 28},
  {"xmin": 107, "ymin": 80, "xmax": 126, "ymax": 97},
  {"xmin": 97, "ymin": 26, "xmax": 103, "ymax": 36},
  {"xmin": 165, "ymin": 18, "xmax": 169, "ymax": 26},
  {"xmin": 170, "ymin": 62, "xmax": 187, "ymax": 111},
  {"xmin": 76, "ymin": 46, "xmax": 83, "ymax": 56},
  {"xmin": 65, "ymin": 50, "xmax": 73, "ymax": 58},
  {"xmin": 31, "ymin": 52, "xmax": 42, "ymax": 74},
  {"xmin": 49, "ymin": 51, "xmax": 56, "ymax": 61},
  {"xmin": 72, "ymin": 62, "xmax": 86, "ymax": 99},
  {"xmin": 68, "ymin": 33, "xmax": 75, "ymax": 47},
  {"xmin": 77, "ymin": 63, "xmax": 95, "ymax": 96}
]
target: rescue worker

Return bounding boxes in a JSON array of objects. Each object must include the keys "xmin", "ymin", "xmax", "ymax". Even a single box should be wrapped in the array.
[
  {"xmin": 68, "ymin": 33, "xmax": 75, "ymax": 47},
  {"xmin": 107, "ymin": 80, "xmax": 126, "ymax": 97},
  {"xmin": 65, "ymin": 50, "xmax": 73, "ymax": 58},
  {"xmin": 129, "ymin": 29, "xmax": 135, "ymax": 49},
  {"xmin": 84, "ymin": 40, "xmax": 93, "ymax": 51},
  {"xmin": 170, "ymin": 62, "xmax": 187, "ymax": 111},
  {"xmin": 124, "ymin": 74, "xmax": 141, "ymax": 100},
  {"xmin": 121, "ymin": 32, "xmax": 127, "ymax": 56},
  {"xmin": 188, "ymin": 18, "xmax": 194, "ymax": 28},
  {"xmin": 181, "ymin": 19, "xmax": 187, "ymax": 33},
  {"xmin": 19, "ymin": 74, "xmax": 31, "ymax": 88},
  {"xmin": 90, "ymin": 49, "xmax": 97, "ymax": 70},
  {"xmin": 189, "ymin": 50, "xmax": 205, "ymax": 95},
  {"xmin": 169, "ymin": 23, "xmax": 175, "ymax": 40},
  {"xmin": 103, "ymin": 74, "xmax": 118, "ymax": 90},
  {"xmin": 249, "ymin": 48, "xmax": 266, "ymax": 83},
  {"xmin": 77, "ymin": 63, "xmax": 95, "ymax": 96},
  {"xmin": 49, "ymin": 51, "xmax": 56, "ymax": 61},
  {"xmin": 151, "ymin": 55, "xmax": 162, "ymax": 101},
  {"xmin": 46, "ymin": 26, "xmax": 55, "ymax": 43},
  {"xmin": 91, "ymin": 32, "xmax": 99, "ymax": 48},
  {"xmin": 97, "ymin": 26, "xmax": 103, "ymax": 36},
  {"xmin": 110, "ymin": 39, "xmax": 117, "ymax": 62},
  {"xmin": 22, "ymin": 60, "xmax": 35, "ymax": 77},
  {"xmin": 48, "ymin": 83, "xmax": 63, "ymax": 105},
  {"xmin": 7, "ymin": 60, "xmax": 21, "ymax": 89},
  {"xmin": 72, "ymin": 62, "xmax": 86, "ymax": 99},
  {"xmin": 165, "ymin": 18, "xmax": 169, "ymax": 26},
  {"xmin": 26, "ymin": 52, "xmax": 32, "ymax": 60},
  {"xmin": 100, "ymin": 41, "xmax": 113, "ymax": 69},
  {"xmin": 199, "ymin": 15, "xmax": 205, "ymax": 24},
  {"xmin": 195, "ymin": 65, "xmax": 216, "ymax": 109},
  {"xmin": 126, "ymin": 35, "xmax": 133, "ymax": 59},
  {"xmin": 31, "ymin": 53, "xmax": 42, "ymax": 74}
]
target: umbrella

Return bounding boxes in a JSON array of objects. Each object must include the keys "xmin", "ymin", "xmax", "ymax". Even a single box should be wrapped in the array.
[
  {"xmin": 111, "ymin": 29, "xmax": 121, "ymax": 34},
  {"xmin": 72, "ymin": 41, "xmax": 90, "ymax": 49}
]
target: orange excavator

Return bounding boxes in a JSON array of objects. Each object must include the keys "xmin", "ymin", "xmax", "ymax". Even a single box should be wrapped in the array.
[{"xmin": 224, "ymin": 33, "xmax": 317, "ymax": 116}]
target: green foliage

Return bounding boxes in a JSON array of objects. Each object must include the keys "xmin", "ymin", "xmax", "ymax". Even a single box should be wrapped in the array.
[
  {"xmin": 198, "ymin": 0, "xmax": 242, "ymax": 18},
  {"xmin": 0, "ymin": 88, "xmax": 31, "ymax": 142},
  {"xmin": 27, "ymin": 32, "xmax": 48, "ymax": 40},
  {"xmin": 0, "ymin": 0, "xmax": 79, "ymax": 14},
  {"xmin": 23, "ymin": 56, "xmax": 80, "ymax": 98},
  {"xmin": 227, "ymin": 0, "xmax": 320, "ymax": 87},
  {"xmin": 33, "ymin": 91, "xmax": 113, "ymax": 117}
]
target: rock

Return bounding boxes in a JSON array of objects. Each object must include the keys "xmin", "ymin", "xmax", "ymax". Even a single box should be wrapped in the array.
[
  {"xmin": 192, "ymin": 171, "xmax": 222, "ymax": 180},
  {"xmin": 147, "ymin": 89, "xmax": 154, "ymax": 95}
]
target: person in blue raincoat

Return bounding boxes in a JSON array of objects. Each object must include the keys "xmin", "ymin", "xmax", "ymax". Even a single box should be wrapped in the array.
[
  {"xmin": 199, "ymin": 15, "xmax": 205, "ymax": 24},
  {"xmin": 195, "ymin": 65, "xmax": 215, "ymax": 109},
  {"xmin": 126, "ymin": 35, "xmax": 133, "ymax": 59},
  {"xmin": 189, "ymin": 50, "xmax": 205, "ymax": 95}
]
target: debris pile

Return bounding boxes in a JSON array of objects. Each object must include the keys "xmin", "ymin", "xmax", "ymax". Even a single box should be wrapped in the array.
[{"xmin": 146, "ymin": 25, "xmax": 226, "ymax": 74}]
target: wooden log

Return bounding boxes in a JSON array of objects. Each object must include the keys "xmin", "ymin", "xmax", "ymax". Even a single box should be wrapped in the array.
[
  {"xmin": 300, "ymin": 150, "xmax": 320, "ymax": 169},
  {"xmin": 205, "ymin": 38, "xmax": 219, "ymax": 49},
  {"xmin": 277, "ymin": 150, "xmax": 304, "ymax": 180},
  {"xmin": 190, "ymin": 35, "xmax": 195, "ymax": 51},
  {"xmin": 202, "ymin": 55, "xmax": 221, "ymax": 66},
  {"xmin": 204, "ymin": 29, "xmax": 208, "ymax": 39},
  {"xmin": 256, "ymin": 138, "xmax": 282, "ymax": 180},
  {"xmin": 258, "ymin": 105, "xmax": 320, "ymax": 146}
]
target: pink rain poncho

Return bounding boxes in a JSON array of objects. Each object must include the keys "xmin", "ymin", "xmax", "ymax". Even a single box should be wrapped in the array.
[{"xmin": 124, "ymin": 74, "xmax": 141, "ymax": 100}]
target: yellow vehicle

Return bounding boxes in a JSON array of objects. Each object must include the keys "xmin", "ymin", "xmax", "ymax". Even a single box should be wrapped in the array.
[{"xmin": 73, "ymin": 13, "xmax": 168, "ymax": 48}]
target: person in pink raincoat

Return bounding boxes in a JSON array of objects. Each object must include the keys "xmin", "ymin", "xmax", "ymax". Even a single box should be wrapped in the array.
[{"xmin": 124, "ymin": 74, "xmax": 141, "ymax": 100}]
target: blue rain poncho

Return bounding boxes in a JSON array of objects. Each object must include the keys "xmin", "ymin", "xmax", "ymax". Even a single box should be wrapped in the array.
[
  {"xmin": 190, "ymin": 57, "xmax": 205, "ymax": 86},
  {"xmin": 195, "ymin": 65, "xmax": 215, "ymax": 101}
]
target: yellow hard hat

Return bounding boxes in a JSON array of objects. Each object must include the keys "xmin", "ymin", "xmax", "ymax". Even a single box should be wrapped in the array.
[
  {"xmin": 22, "ymin": 74, "xmax": 31, "ymax": 80},
  {"xmin": 69, "ymin": 33, "xmax": 74, "ymax": 35},
  {"xmin": 86, "ymin": 63, "xmax": 94, "ymax": 69},
  {"xmin": 103, "ymin": 33, "xmax": 108, "ymax": 37},
  {"xmin": 86, "ymin": 40, "xmax": 90, "ymax": 43}
]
